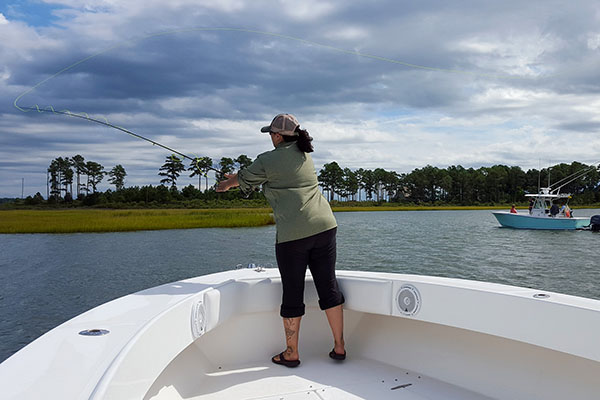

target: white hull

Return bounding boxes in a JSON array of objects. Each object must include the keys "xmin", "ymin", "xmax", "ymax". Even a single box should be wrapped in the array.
[{"xmin": 2, "ymin": 269, "xmax": 600, "ymax": 399}]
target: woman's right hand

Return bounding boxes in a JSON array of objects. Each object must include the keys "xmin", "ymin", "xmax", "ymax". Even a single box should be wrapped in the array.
[{"xmin": 216, "ymin": 174, "xmax": 238, "ymax": 192}]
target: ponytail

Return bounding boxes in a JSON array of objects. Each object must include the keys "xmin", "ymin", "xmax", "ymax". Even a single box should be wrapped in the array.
[{"xmin": 283, "ymin": 126, "xmax": 314, "ymax": 153}]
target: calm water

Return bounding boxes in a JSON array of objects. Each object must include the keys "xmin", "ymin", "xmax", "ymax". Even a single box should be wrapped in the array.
[{"xmin": 1, "ymin": 209, "xmax": 600, "ymax": 362}]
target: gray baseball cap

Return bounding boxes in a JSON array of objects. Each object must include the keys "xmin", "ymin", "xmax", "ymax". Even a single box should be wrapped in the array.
[{"xmin": 260, "ymin": 114, "xmax": 300, "ymax": 136}]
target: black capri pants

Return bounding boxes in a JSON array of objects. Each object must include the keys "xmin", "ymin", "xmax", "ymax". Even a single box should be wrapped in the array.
[{"xmin": 275, "ymin": 227, "xmax": 345, "ymax": 318}]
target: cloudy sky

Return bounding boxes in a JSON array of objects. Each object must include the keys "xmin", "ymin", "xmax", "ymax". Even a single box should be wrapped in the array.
[{"xmin": 1, "ymin": 0, "xmax": 600, "ymax": 197}]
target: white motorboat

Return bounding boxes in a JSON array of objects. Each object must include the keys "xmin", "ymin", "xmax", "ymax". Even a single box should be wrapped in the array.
[
  {"xmin": 492, "ymin": 187, "xmax": 590, "ymax": 229},
  {"xmin": 492, "ymin": 163, "xmax": 600, "ymax": 230},
  {"xmin": 1, "ymin": 267, "xmax": 599, "ymax": 400}
]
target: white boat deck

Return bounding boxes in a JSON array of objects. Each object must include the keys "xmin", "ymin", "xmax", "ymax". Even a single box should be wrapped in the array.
[
  {"xmin": 149, "ymin": 356, "xmax": 489, "ymax": 400},
  {"xmin": 3, "ymin": 269, "xmax": 600, "ymax": 400}
]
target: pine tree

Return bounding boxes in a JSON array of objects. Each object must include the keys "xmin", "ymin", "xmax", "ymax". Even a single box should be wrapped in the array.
[
  {"xmin": 159, "ymin": 155, "xmax": 185, "ymax": 190},
  {"xmin": 108, "ymin": 165, "xmax": 127, "ymax": 191}
]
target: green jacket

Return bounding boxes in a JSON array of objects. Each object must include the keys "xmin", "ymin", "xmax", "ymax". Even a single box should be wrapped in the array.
[{"xmin": 238, "ymin": 142, "xmax": 337, "ymax": 243}]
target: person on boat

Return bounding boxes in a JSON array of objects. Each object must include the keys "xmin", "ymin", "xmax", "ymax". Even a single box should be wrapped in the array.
[
  {"xmin": 528, "ymin": 198, "xmax": 534, "ymax": 214},
  {"xmin": 550, "ymin": 202, "xmax": 560, "ymax": 217},
  {"xmin": 216, "ymin": 114, "xmax": 346, "ymax": 368},
  {"xmin": 510, "ymin": 204, "xmax": 517, "ymax": 213}
]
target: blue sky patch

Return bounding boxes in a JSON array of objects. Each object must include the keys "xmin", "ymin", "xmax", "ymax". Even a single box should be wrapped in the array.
[{"xmin": 2, "ymin": 1, "xmax": 62, "ymax": 27}]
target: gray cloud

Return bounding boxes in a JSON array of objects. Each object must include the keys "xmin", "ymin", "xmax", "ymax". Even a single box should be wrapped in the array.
[
  {"xmin": 556, "ymin": 121, "xmax": 600, "ymax": 133},
  {"xmin": 2, "ymin": 0, "xmax": 600, "ymax": 197}
]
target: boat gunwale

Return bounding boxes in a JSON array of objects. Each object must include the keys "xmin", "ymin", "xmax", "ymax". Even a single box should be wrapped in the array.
[{"xmin": 3, "ymin": 269, "xmax": 600, "ymax": 400}]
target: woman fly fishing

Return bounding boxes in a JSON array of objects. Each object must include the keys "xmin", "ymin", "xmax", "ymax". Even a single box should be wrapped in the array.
[{"xmin": 217, "ymin": 114, "xmax": 346, "ymax": 367}]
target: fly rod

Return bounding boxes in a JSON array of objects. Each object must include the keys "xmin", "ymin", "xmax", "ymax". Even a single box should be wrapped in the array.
[{"xmin": 22, "ymin": 106, "xmax": 224, "ymax": 174}]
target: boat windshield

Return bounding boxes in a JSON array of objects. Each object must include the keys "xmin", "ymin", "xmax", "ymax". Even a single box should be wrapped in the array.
[{"xmin": 532, "ymin": 197, "xmax": 549, "ymax": 210}]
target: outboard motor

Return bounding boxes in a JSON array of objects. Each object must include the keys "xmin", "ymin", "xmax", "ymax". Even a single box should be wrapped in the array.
[{"xmin": 591, "ymin": 215, "xmax": 600, "ymax": 232}]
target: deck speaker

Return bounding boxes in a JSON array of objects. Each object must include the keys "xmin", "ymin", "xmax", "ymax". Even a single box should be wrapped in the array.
[
  {"xmin": 396, "ymin": 284, "xmax": 421, "ymax": 316},
  {"xmin": 191, "ymin": 299, "xmax": 207, "ymax": 339}
]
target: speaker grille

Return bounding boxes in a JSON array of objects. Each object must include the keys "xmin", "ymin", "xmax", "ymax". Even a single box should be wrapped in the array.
[
  {"xmin": 396, "ymin": 284, "xmax": 421, "ymax": 316},
  {"xmin": 191, "ymin": 299, "xmax": 207, "ymax": 339}
]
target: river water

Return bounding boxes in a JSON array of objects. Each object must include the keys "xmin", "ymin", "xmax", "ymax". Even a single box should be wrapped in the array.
[{"xmin": 1, "ymin": 209, "xmax": 599, "ymax": 362}]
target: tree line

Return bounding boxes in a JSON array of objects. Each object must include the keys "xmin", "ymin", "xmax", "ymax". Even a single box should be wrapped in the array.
[
  {"xmin": 18, "ymin": 155, "xmax": 600, "ymax": 207},
  {"xmin": 318, "ymin": 161, "xmax": 600, "ymax": 205},
  {"xmin": 46, "ymin": 155, "xmax": 126, "ymax": 202},
  {"xmin": 43, "ymin": 154, "xmax": 253, "ymax": 200},
  {"xmin": 23, "ymin": 154, "xmax": 257, "ymax": 206}
]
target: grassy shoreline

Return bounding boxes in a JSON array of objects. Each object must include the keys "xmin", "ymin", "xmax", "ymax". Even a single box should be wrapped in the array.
[{"xmin": 0, "ymin": 208, "xmax": 275, "ymax": 234}]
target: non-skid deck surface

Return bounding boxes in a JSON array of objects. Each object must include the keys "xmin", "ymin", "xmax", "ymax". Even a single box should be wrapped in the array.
[{"xmin": 180, "ymin": 357, "xmax": 492, "ymax": 399}]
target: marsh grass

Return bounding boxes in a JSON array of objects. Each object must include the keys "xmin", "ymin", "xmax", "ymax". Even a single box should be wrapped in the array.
[{"xmin": 0, "ymin": 209, "xmax": 275, "ymax": 234}]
